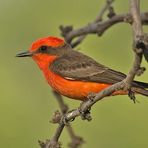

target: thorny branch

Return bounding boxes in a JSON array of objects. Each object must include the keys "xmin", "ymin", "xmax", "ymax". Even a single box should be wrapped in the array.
[{"xmin": 40, "ymin": 0, "xmax": 148, "ymax": 148}]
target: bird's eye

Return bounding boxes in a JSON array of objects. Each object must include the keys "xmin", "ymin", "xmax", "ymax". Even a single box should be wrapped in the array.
[{"xmin": 39, "ymin": 46, "xmax": 48, "ymax": 52}]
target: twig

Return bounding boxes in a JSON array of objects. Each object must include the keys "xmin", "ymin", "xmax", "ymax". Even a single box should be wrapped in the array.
[
  {"xmin": 52, "ymin": 91, "xmax": 84, "ymax": 148},
  {"xmin": 62, "ymin": 0, "xmax": 115, "ymax": 48},
  {"xmin": 53, "ymin": 91, "xmax": 68, "ymax": 114},
  {"xmin": 60, "ymin": 12, "xmax": 148, "ymax": 45},
  {"xmin": 39, "ymin": 91, "xmax": 84, "ymax": 148},
  {"xmin": 95, "ymin": 0, "xmax": 114, "ymax": 22}
]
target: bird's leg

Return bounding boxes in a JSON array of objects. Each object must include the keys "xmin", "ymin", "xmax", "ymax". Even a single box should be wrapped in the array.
[
  {"xmin": 77, "ymin": 93, "xmax": 97, "ymax": 121},
  {"xmin": 78, "ymin": 107, "xmax": 92, "ymax": 121},
  {"xmin": 87, "ymin": 92, "xmax": 97, "ymax": 102},
  {"xmin": 78, "ymin": 99, "xmax": 92, "ymax": 121},
  {"xmin": 128, "ymin": 90, "xmax": 137, "ymax": 103},
  {"xmin": 136, "ymin": 67, "xmax": 146, "ymax": 76}
]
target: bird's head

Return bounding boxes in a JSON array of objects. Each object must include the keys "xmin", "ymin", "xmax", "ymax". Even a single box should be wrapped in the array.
[{"xmin": 16, "ymin": 36, "xmax": 71, "ymax": 69}]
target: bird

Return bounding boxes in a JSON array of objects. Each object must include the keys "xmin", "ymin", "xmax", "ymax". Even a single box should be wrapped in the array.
[{"xmin": 16, "ymin": 36, "xmax": 148, "ymax": 101}]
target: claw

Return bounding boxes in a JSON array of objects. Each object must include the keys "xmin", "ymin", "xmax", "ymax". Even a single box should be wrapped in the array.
[
  {"xmin": 87, "ymin": 92, "xmax": 96, "ymax": 102},
  {"xmin": 78, "ymin": 107, "xmax": 92, "ymax": 121},
  {"xmin": 128, "ymin": 90, "xmax": 136, "ymax": 103}
]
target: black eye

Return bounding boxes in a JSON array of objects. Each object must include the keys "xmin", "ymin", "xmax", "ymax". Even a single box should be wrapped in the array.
[{"xmin": 39, "ymin": 46, "xmax": 48, "ymax": 52}]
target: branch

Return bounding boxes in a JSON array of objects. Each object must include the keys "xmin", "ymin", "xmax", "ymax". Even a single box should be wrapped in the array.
[
  {"xmin": 123, "ymin": 0, "xmax": 144, "ymax": 92},
  {"xmin": 60, "ymin": 0, "xmax": 115, "ymax": 47},
  {"xmin": 52, "ymin": 91, "xmax": 84, "ymax": 148},
  {"xmin": 57, "ymin": 81, "xmax": 124, "ymax": 122},
  {"xmin": 60, "ymin": 12, "xmax": 148, "ymax": 46},
  {"xmin": 95, "ymin": 0, "xmax": 115, "ymax": 22},
  {"xmin": 39, "ymin": 91, "xmax": 84, "ymax": 148},
  {"xmin": 39, "ymin": 81, "xmax": 124, "ymax": 148}
]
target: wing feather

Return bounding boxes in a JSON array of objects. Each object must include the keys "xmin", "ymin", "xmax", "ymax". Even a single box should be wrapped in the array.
[{"xmin": 49, "ymin": 50, "xmax": 126, "ymax": 84}]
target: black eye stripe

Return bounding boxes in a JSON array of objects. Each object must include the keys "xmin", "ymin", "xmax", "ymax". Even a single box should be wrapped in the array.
[{"xmin": 39, "ymin": 46, "xmax": 48, "ymax": 52}]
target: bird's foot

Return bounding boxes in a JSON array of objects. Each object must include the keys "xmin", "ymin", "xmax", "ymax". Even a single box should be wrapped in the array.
[
  {"xmin": 136, "ymin": 67, "xmax": 146, "ymax": 76},
  {"xmin": 87, "ymin": 92, "xmax": 96, "ymax": 102},
  {"xmin": 78, "ymin": 107, "xmax": 92, "ymax": 121},
  {"xmin": 128, "ymin": 90, "xmax": 138, "ymax": 103}
]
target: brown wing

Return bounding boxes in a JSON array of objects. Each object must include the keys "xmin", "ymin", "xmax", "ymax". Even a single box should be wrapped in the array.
[{"xmin": 49, "ymin": 50, "xmax": 126, "ymax": 84}]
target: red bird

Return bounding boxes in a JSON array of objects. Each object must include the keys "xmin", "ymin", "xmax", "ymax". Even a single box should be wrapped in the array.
[{"xmin": 16, "ymin": 36, "xmax": 148, "ymax": 101}]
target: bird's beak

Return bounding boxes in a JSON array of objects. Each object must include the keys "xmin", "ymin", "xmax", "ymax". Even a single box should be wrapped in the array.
[{"xmin": 16, "ymin": 51, "xmax": 33, "ymax": 57}]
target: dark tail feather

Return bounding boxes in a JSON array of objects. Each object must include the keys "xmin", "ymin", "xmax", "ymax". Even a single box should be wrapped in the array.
[
  {"xmin": 132, "ymin": 81, "xmax": 148, "ymax": 96},
  {"xmin": 133, "ymin": 81, "xmax": 148, "ymax": 88},
  {"xmin": 132, "ymin": 87, "xmax": 148, "ymax": 97},
  {"xmin": 143, "ymin": 47, "xmax": 148, "ymax": 62}
]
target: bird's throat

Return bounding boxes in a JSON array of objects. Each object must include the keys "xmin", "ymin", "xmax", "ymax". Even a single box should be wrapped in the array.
[{"xmin": 32, "ymin": 54, "xmax": 57, "ymax": 70}]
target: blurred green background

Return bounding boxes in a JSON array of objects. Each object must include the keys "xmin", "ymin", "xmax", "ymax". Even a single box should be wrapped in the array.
[{"xmin": 1, "ymin": 0, "xmax": 148, "ymax": 148}]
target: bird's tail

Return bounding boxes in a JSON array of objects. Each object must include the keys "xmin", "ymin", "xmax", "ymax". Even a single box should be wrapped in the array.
[{"xmin": 132, "ymin": 81, "xmax": 148, "ymax": 97}]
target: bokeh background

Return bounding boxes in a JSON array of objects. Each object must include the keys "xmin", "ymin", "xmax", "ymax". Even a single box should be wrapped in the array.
[{"xmin": 1, "ymin": 0, "xmax": 148, "ymax": 148}]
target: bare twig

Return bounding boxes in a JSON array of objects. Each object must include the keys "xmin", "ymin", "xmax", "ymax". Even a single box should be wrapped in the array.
[
  {"xmin": 53, "ymin": 91, "xmax": 68, "ymax": 114},
  {"xmin": 62, "ymin": 0, "xmax": 115, "ymax": 48},
  {"xmin": 39, "ymin": 124, "xmax": 63, "ymax": 148},
  {"xmin": 60, "ymin": 12, "xmax": 148, "ymax": 45},
  {"xmin": 95, "ymin": 0, "xmax": 114, "ymax": 22},
  {"xmin": 52, "ymin": 91, "xmax": 84, "ymax": 148},
  {"xmin": 39, "ymin": 92, "xmax": 84, "ymax": 148}
]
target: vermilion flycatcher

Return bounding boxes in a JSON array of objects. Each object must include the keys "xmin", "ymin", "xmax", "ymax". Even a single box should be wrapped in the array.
[{"xmin": 16, "ymin": 36, "xmax": 148, "ymax": 100}]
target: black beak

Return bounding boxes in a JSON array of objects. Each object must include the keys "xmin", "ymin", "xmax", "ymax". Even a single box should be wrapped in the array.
[{"xmin": 16, "ymin": 51, "xmax": 33, "ymax": 57}]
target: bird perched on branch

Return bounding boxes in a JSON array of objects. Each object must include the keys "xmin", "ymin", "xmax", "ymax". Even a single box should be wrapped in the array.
[{"xmin": 16, "ymin": 36, "xmax": 148, "ymax": 100}]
